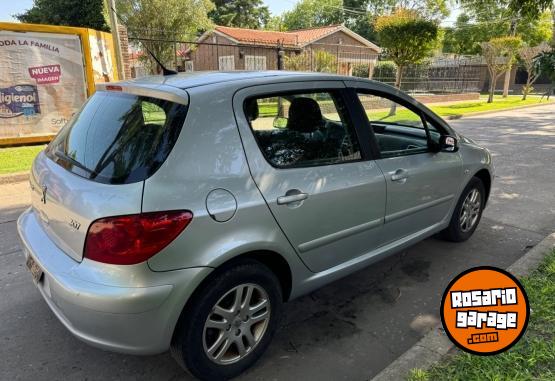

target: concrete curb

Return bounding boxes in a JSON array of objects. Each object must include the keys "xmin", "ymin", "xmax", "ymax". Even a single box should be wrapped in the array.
[
  {"xmin": 0, "ymin": 171, "xmax": 29, "ymax": 185},
  {"xmin": 371, "ymin": 232, "xmax": 555, "ymax": 381},
  {"xmin": 444, "ymin": 101, "xmax": 554, "ymax": 120}
]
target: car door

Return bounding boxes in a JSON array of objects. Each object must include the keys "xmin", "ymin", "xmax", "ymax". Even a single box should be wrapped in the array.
[
  {"xmin": 346, "ymin": 82, "xmax": 463, "ymax": 245},
  {"xmin": 233, "ymin": 81, "xmax": 386, "ymax": 273}
]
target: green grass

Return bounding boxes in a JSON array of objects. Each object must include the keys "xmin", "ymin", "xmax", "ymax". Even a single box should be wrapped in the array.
[
  {"xmin": 408, "ymin": 250, "xmax": 555, "ymax": 381},
  {"xmin": 428, "ymin": 95, "xmax": 552, "ymax": 119},
  {"xmin": 0, "ymin": 145, "xmax": 46, "ymax": 175}
]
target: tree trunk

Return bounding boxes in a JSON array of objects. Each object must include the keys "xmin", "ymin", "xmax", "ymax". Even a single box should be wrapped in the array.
[
  {"xmin": 502, "ymin": 67, "xmax": 511, "ymax": 98},
  {"xmin": 488, "ymin": 72, "xmax": 496, "ymax": 103},
  {"xmin": 502, "ymin": 18, "xmax": 518, "ymax": 98},
  {"xmin": 522, "ymin": 73, "xmax": 532, "ymax": 100},
  {"xmin": 389, "ymin": 65, "xmax": 403, "ymax": 116},
  {"xmin": 552, "ymin": 6, "xmax": 555, "ymax": 47}
]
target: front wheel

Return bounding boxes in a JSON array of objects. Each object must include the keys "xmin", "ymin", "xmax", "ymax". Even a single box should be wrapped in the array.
[
  {"xmin": 171, "ymin": 260, "xmax": 283, "ymax": 381},
  {"xmin": 441, "ymin": 177, "xmax": 486, "ymax": 242}
]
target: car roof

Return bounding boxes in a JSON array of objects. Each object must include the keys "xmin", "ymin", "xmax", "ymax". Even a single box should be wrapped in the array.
[{"xmin": 117, "ymin": 71, "xmax": 360, "ymax": 90}]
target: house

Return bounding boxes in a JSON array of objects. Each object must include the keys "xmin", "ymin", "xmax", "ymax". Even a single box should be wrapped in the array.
[{"xmin": 185, "ymin": 25, "xmax": 381, "ymax": 76}]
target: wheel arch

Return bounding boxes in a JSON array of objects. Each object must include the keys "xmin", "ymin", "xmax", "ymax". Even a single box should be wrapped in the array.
[{"xmin": 473, "ymin": 168, "xmax": 492, "ymax": 205}]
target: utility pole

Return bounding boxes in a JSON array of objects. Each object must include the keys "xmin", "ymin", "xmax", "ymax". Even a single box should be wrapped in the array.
[
  {"xmin": 107, "ymin": 0, "xmax": 125, "ymax": 80},
  {"xmin": 502, "ymin": 17, "xmax": 518, "ymax": 98}
]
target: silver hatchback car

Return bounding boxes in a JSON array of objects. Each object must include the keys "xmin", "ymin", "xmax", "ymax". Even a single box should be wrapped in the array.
[{"xmin": 18, "ymin": 71, "xmax": 493, "ymax": 380}]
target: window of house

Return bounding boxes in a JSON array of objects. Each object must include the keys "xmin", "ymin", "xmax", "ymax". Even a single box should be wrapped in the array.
[
  {"xmin": 357, "ymin": 92, "xmax": 440, "ymax": 158},
  {"xmin": 218, "ymin": 55, "xmax": 235, "ymax": 71},
  {"xmin": 245, "ymin": 91, "xmax": 361, "ymax": 168},
  {"xmin": 184, "ymin": 61, "xmax": 194, "ymax": 72},
  {"xmin": 245, "ymin": 55, "xmax": 267, "ymax": 70}
]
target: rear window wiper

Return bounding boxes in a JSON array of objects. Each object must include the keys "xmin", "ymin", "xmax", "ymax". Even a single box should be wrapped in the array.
[{"xmin": 54, "ymin": 150, "xmax": 97, "ymax": 177}]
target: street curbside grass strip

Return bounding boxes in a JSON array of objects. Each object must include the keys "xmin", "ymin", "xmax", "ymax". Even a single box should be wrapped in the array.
[{"xmin": 0, "ymin": 171, "xmax": 29, "ymax": 185}]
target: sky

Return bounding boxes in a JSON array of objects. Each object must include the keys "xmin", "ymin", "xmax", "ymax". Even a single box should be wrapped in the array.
[
  {"xmin": 265, "ymin": 0, "xmax": 295, "ymax": 15},
  {"xmin": 0, "ymin": 0, "xmax": 34, "ymax": 21}
]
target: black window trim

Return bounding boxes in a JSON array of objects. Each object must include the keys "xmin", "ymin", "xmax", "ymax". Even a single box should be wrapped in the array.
[
  {"xmin": 243, "ymin": 88, "xmax": 368, "ymax": 170},
  {"xmin": 346, "ymin": 87, "xmax": 449, "ymax": 160}
]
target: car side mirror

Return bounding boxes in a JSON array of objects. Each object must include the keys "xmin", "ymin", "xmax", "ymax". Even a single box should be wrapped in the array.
[
  {"xmin": 273, "ymin": 116, "xmax": 288, "ymax": 129},
  {"xmin": 440, "ymin": 135, "xmax": 458, "ymax": 152}
]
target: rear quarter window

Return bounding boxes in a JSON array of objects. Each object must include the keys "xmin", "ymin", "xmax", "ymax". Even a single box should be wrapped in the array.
[{"xmin": 46, "ymin": 91, "xmax": 187, "ymax": 184}]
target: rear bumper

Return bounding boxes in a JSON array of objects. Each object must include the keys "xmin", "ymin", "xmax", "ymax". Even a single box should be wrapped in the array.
[{"xmin": 17, "ymin": 207, "xmax": 212, "ymax": 355}]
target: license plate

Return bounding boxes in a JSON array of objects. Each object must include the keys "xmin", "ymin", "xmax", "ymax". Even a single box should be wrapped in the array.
[{"xmin": 26, "ymin": 255, "xmax": 43, "ymax": 283}]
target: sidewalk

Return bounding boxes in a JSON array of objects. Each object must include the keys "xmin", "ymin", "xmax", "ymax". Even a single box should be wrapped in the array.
[{"xmin": 0, "ymin": 181, "xmax": 30, "ymax": 224}]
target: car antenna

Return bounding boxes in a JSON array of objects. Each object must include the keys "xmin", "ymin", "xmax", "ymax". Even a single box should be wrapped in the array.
[{"xmin": 109, "ymin": 5, "xmax": 178, "ymax": 76}]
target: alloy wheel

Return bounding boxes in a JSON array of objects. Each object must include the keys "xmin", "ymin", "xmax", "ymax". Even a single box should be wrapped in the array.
[
  {"xmin": 203, "ymin": 283, "xmax": 271, "ymax": 365},
  {"xmin": 459, "ymin": 188, "xmax": 481, "ymax": 233}
]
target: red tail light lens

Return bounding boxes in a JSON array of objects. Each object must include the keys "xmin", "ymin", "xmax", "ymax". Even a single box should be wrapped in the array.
[{"xmin": 84, "ymin": 210, "xmax": 193, "ymax": 265}]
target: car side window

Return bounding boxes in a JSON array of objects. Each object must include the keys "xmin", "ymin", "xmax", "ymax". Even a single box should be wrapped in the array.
[
  {"xmin": 357, "ymin": 92, "xmax": 440, "ymax": 158},
  {"xmin": 245, "ymin": 91, "xmax": 361, "ymax": 168}
]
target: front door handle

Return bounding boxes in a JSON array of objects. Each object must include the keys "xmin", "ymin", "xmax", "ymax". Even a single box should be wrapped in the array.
[
  {"xmin": 277, "ymin": 190, "xmax": 308, "ymax": 205},
  {"xmin": 390, "ymin": 168, "xmax": 409, "ymax": 182}
]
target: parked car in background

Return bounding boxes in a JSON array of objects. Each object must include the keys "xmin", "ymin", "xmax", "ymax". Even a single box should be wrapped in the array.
[{"xmin": 18, "ymin": 71, "xmax": 493, "ymax": 380}]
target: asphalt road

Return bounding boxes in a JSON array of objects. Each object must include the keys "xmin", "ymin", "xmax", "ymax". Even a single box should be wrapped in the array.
[{"xmin": 1, "ymin": 104, "xmax": 553, "ymax": 381}]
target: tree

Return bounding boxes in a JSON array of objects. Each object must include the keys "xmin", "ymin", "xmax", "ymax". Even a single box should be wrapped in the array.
[
  {"xmin": 116, "ymin": 0, "xmax": 213, "ymax": 72},
  {"xmin": 375, "ymin": 9, "xmax": 439, "ymax": 91},
  {"xmin": 442, "ymin": 14, "xmax": 502, "ymax": 55},
  {"xmin": 458, "ymin": 0, "xmax": 555, "ymax": 46},
  {"xmin": 284, "ymin": 50, "xmax": 337, "ymax": 73},
  {"xmin": 265, "ymin": 16, "xmax": 287, "ymax": 31},
  {"xmin": 481, "ymin": 36, "xmax": 522, "ymax": 103},
  {"xmin": 282, "ymin": 0, "xmax": 344, "ymax": 31},
  {"xmin": 312, "ymin": 50, "xmax": 337, "ymax": 72},
  {"xmin": 443, "ymin": 9, "xmax": 552, "ymax": 55},
  {"xmin": 534, "ymin": 49, "xmax": 555, "ymax": 99},
  {"xmin": 16, "ymin": 0, "xmax": 109, "ymax": 31},
  {"xmin": 209, "ymin": 0, "xmax": 270, "ymax": 29},
  {"xmin": 519, "ymin": 43, "xmax": 550, "ymax": 100},
  {"xmin": 500, "ymin": 36, "xmax": 522, "ymax": 97},
  {"xmin": 507, "ymin": 0, "xmax": 554, "ymax": 45}
]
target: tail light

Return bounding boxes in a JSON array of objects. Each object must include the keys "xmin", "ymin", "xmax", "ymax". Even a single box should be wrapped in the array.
[{"xmin": 84, "ymin": 210, "xmax": 193, "ymax": 265}]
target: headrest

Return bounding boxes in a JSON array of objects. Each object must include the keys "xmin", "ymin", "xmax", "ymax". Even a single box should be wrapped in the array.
[
  {"xmin": 245, "ymin": 99, "xmax": 259, "ymax": 121},
  {"xmin": 287, "ymin": 97, "xmax": 323, "ymax": 133}
]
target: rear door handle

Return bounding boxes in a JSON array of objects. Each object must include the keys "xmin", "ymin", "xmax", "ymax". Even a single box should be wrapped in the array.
[
  {"xmin": 277, "ymin": 191, "xmax": 308, "ymax": 205},
  {"xmin": 390, "ymin": 168, "xmax": 409, "ymax": 182}
]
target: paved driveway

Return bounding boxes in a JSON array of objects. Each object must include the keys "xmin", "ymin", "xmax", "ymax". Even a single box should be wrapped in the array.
[{"xmin": 1, "ymin": 104, "xmax": 553, "ymax": 381}]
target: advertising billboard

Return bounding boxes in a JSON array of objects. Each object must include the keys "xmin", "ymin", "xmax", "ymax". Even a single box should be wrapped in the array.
[{"xmin": 0, "ymin": 30, "xmax": 88, "ymax": 140}]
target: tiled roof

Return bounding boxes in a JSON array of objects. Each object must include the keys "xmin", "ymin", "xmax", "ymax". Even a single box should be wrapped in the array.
[
  {"xmin": 293, "ymin": 25, "xmax": 342, "ymax": 44},
  {"xmin": 214, "ymin": 26, "xmax": 299, "ymax": 47},
  {"xmin": 212, "ymin": 24, "xmax": 376, "ymax": 49}
]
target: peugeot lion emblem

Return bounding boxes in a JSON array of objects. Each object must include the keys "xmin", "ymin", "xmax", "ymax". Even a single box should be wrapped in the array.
[{"xmin": 40, "ymin": 185, "xmax": 47, "ymax": 204}]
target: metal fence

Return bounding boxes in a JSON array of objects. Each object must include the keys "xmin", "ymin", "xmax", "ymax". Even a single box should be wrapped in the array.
[{"xmin": 127, "ymin": 33, "xmax": 481, "ymax": 94}]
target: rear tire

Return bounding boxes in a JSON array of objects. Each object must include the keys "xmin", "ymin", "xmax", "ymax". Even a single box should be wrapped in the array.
[
  {"xmin": 441, "ymin": 177, "xmax": 485, "ymax": 242},
  {"xmin": 171, "ymin": 259, "xmax": 283, "ymax": 381}
]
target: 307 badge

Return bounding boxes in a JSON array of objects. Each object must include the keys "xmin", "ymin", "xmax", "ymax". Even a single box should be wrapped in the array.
[{"xmin": 26, "ymin": 255, "xmax": 43, "ymax": 283}]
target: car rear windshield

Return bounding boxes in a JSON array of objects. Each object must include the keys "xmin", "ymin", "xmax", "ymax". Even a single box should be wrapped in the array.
[{"xmin": 46, "ymin": 91, "xmax": 188, "ymax": 184}]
